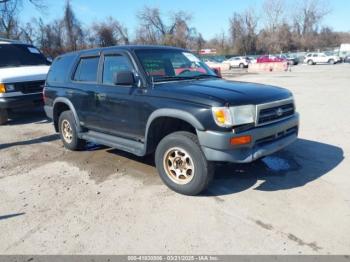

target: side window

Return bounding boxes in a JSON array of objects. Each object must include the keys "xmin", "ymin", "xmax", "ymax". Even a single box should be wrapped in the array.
[
  {"xmin": 103, "ymin": 55, "xmax": 133, "ymax": 85},
  {"xmin": 47, "ymin": 54, "xmax": 75, "ymax": 84},
  {"xmin": 313, "ymin": 54, "xmax": 318, "ymax": 57},
  {"xmin": 73, "ymin": 57, "xmax": 99, "ymax": 82}
]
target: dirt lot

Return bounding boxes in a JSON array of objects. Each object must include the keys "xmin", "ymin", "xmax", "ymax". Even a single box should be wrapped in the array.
[{"xmin": 1, "ymin": 64, "xmax": 349, "ymax": 254}]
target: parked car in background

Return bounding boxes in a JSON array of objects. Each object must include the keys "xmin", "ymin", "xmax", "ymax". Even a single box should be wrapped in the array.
[
  {"xmin": 0, "ymin": 38, "xmax": 51, "ymax": 124},
  {"xmin": 203, "ymin": 57, "xmax": 230, "ymax": 71},
  {"xmin": 276, "ymin": 54, "xmax": 299, "ymax": 65},
  {"xmin": 344, "ymin": 56, "xmax": 350, "ymax": 63},
  {"xmin": 304, "ymin": 52, "xmax": 341, "ymax": 65},
  {"xmin": 44, "ymin": 45, "xmax": 299, "ymax": 195},
  {"xmin": 224, "ymin": 56, "xmax": 250, "ymax": 69},
  {"xmin": 257, "ymin": 55, "xmax": 286, "ymax": 63}
]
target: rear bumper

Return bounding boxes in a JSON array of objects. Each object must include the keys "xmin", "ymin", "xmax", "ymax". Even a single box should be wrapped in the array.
[
  {"xmin": 197, "ymin": 114, "xmax": 299, "ymax": 163},
  {"xmin": 44, "ymin": 105, "xmax": 53, "ymax": 119},
  {"xmin": 0, "ymin": 93, "xmax": 43, "ymax": 109}
]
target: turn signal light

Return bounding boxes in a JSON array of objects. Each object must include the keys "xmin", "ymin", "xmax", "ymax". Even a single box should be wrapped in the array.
[
  {"xmin": 230, "ymin": 135, "xmax": 252, "ymax": 145},
  {"xmin": 0, "ymin": 83, "xmax": 5, "ymax": 93}
]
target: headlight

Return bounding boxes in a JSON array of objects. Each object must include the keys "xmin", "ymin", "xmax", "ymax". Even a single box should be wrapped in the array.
[
  {"xmin": 5, "ymin": 84, "xmax": 15, "ymax": 92},
  {"xmin": 230, "ymin": 105, "xmax": 256, "ymax": 126},
  {"xmin": 0, "ymin": 83, "xmax": 15, "ymax": 93},
  {"xmin": 212, "ymin": 105, "xmax": 256, "ymax": 128}
]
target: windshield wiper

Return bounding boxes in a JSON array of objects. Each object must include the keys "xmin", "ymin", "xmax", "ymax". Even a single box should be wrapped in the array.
[
  {"xmin": 192, "ymin": 74, "xmax": 220, "ymax": 79},
  {"xmin": 153, "ymin": 76, "xmax": 192, "ymax": 82}
]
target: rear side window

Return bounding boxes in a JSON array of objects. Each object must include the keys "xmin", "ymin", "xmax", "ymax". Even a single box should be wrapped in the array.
[
  {"xmin": 103, "ymin": 55, "xmax": 132, "ymax": 84},
  {"xmin": 47, "ymin": 55, "xmax": 75, "ymax": 84},
  {"xmin": 73, "ymin": 57, "xmax": 99, "ymax": 82}
]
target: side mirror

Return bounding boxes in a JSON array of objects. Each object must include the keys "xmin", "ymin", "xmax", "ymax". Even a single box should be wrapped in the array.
[{"xmin": 113, "ymin": 71, "xmax": 135, "ymax": 86}]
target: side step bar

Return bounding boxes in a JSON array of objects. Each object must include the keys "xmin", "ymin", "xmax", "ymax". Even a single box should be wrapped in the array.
[{"xmin": 80, "ymin": 131, "xmax": 145, "ymax": 156}]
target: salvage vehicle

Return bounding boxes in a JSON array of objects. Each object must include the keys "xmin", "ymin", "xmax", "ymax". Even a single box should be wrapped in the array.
[
  {"xmin": 257, "ymin": 55, "xmax": 286, "ymax": 63},
  {"xmin": 44, "ymin": 45, "xmax": 299, "ymax": 195},
  {"xmin": 0, "ymin": 38, "xmax": 51, "ymax": 124},
  {"xmin": 304, "ymin": 52, "xmax": 341, "ymax": 65}
]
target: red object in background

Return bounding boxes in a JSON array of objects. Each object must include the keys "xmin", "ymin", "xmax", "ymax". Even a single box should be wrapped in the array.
[{"xmin": 257, "ymin": 55, "xmax": 287, "ymax": 63}]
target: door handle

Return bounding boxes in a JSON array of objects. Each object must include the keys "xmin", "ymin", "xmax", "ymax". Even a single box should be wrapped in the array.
[{"xmin": 96, "ymin": 93, "xmax": 107, "ymax": 100}]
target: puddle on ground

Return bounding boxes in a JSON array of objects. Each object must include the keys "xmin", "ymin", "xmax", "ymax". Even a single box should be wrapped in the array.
[
  {"xmin": 262, "ymin": 156, "xmax": 291, "ymax": 172},
  {"xmin": 62, "ymin": 145, "xmax": 159, "ymax": 185}
]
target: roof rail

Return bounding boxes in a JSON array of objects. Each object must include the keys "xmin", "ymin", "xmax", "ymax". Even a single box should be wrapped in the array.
[{"xmin": 0, "ymin": 38, "xmax": 25, "ymax": 44}]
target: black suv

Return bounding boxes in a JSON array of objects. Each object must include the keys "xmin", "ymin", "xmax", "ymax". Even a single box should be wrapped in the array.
[{"xmin": 44, "ymin": 45, "xmax": 299, "ymax": 195}]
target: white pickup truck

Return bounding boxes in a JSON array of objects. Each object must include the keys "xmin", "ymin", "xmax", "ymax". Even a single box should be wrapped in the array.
[{"xmin": 0, "ymin": 39, "xmax": 50, "ymax": 124}]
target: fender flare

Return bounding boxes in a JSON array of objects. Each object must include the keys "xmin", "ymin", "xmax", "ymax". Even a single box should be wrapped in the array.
[
  {"xmin": 143, "ymin": 109, "xmax": 205, "ymax": 153},
  {"xmin": 53, "ymin": 97, "xmax": 82, "ymax": 132}
]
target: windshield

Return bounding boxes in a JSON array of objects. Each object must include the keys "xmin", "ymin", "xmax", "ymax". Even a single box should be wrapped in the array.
[
  {"xmin": 135, "ymin": 49, "xmax": 217, "ymax": 82},
  {"xmin": 0, "ymin": 44, "xmax": 50, "ymax": 68}
]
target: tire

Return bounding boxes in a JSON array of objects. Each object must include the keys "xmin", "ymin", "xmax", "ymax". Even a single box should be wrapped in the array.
[
  {"xmin": 155, "ymin": 131, "xmax": 214, "ymax": 196},
  {"xmin": 328, "ymin": 59, "xmax": 335, "ymax": 65},
  {"xmin": 58, "ymin": 110, "xmax": 86, "ymax": 151},
  {"xmin": 307, "ymin": 60, "xmax": 314, "ymax": 65},
  {"xmin": 0, "ymin": 109, "xmax": 8, "ymax": 125},
  {"xmin": 239, "ymin": 63, "xmax": 245, "ymax": 69}
]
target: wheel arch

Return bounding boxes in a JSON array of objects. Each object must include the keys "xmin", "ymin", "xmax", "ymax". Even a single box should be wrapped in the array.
[
  {"xmin": 53, "ymin": 98, "xmax": 81, "ymax": 132},
  {"xmin": 144, "ymin": 109, "xmax": 205, "ymax": 155}
]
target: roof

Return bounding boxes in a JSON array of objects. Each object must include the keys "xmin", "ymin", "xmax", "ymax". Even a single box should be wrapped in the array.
[
  {"xmin": 64, "ymin": 45, "xmax": 187, "ymax": 57},
  {"xmin": 0, "ymin": 38, "xmax": 27, "ymax": 45}
]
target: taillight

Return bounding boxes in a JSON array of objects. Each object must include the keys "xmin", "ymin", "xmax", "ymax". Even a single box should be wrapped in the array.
[{"xmin": 43, "ymin": 87, "xmax": 47, "ymax": 103}]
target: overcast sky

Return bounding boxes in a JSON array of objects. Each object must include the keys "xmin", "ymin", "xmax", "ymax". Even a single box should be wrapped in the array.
[{"xmin": 21, "ymin": 0, "xmax": 350, "ymax": 39}]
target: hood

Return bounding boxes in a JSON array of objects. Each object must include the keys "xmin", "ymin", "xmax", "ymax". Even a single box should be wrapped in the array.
[
  {"xmin": 153, "ymin": 79, "xmax": 292, "ymax": 106},
  {"xmin": 0, "ymin": 65, "xmax": 50, "ymax": 83}
]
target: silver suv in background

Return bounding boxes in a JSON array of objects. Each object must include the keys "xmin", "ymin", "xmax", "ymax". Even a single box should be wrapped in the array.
[
  {"xmin": 224, "ymin": 56, "xmax": 250, "ymax": 69},
  {"xmin": 304, "ymin": 52, "xmax": 341, "ymax": 65},
  {"xmin": 0, "ymin": 39, "xmax": 51, "ymax": 124}
]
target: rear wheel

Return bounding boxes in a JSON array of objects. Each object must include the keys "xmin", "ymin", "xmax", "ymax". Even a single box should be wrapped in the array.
[
  {"xmin": 58, "ymin": 110, "xmax": 86, "ymax": 151},
  {"xmin": 155, "ymin": 131, "xmax": 214, "ymax": 196},
  {"xmin": 0, "ymin": 109, "xmax": 8, "ymax": 125},
  {"xmin": 328, "ymin": 59, "xmax": 335, "ymax": 65},
  {"xmin": 239, "ymin": 63, "xmax": 245, "ymax": 69}
]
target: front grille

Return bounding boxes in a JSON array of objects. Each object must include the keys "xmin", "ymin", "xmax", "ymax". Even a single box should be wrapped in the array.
[
  {"xmin": 256, "ymin": 126, "xmax": 298, "ymax": 146},
  {"xmin": 15, "ymin": 80, "xmax": 45, "ymax": 94},
  {"xmin": 257, "ymin": 99, "xmax": 295, "ymax": 126}
]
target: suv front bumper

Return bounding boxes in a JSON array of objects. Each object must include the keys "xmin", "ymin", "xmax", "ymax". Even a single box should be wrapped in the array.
[
  {"xmin": 197, "ymin": 114, "xmax": 299, "ymax": 163},
  {"xmin": 0, "ymin": 93, "xmax": 43, "ymax": 109}
]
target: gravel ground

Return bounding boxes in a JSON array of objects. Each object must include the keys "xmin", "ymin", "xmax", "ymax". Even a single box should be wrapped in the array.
[{"xmin": 0, "ymin": 64, "xmax": 349, "ymax": 254}]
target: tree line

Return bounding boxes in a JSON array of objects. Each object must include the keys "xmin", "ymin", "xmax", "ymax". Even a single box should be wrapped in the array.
[{"xmin": 1, "ymin": 0, "xmax": 350, "ymax": 58}]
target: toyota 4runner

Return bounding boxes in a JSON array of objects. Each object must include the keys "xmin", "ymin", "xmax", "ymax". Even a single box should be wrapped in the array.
[
  {"xmin": 44, "ymin": 45, "xmax": 299, "ymax": 195},
  {"xmin": 0, "ymin": 38, "xmax": 51, "ymax": 124}
]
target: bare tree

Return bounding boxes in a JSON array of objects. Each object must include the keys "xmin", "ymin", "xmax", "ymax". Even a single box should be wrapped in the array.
[
  {"xmin": 91, "ymin": 17, "xmax": 129, "ymax": 47},
  {"xmin": 62, "ymin": 0, "xmax": 84, "ymax": 51},
  {"xmin": 293, "ymin": 0, "xmax": 330, "ymax": 36},
  {"xmin": 263, "ymin": 0, "xmax": 285, "ymax": 32},
  {"xmin": 0, "ymin": 0, "xmax": 46, "ymax": 38},
  {"xmin": 0, "ymin": 0, "xmax": 19, "ymax": 38},
  {"xmin": 229, "ymin": 8, "xmax": 258, "ymax": 54},
  {"xmin": 136, "ymin": 6, "xmax": 195, "ymax": 48}
]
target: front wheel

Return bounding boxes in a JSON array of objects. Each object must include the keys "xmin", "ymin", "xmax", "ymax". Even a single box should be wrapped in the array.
[
  {"xmin": 239, "ymin": 63, "xmax": 245, "ymax": 69},
  {"xmin": 328, "ymin": 59, "xmax": 335, "ymax": 65},
  {"xmin": 0, "ymin": 109, "xmax": 8, "ymax": 125},
  {"xmin": 307, "ymin": 60, "xmax": 314, "ymax": 65},
  {"xmin": 155, "ymin": 131, "xmax": 214, "ymax": 196}
]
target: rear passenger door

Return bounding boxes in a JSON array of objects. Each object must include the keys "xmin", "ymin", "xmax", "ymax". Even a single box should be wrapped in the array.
[
  {"xmin": 94, "ymin": 51, "xmax": 142, "ymax": 139},
  {"xmin": 70, "ymin": 54, "xmax": 100, "ymax": 130}
]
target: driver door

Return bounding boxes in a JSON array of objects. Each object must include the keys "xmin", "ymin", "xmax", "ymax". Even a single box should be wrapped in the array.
[{"xmin": 93, "ymin": 51, "xmax": 143, "ymax": 140}]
